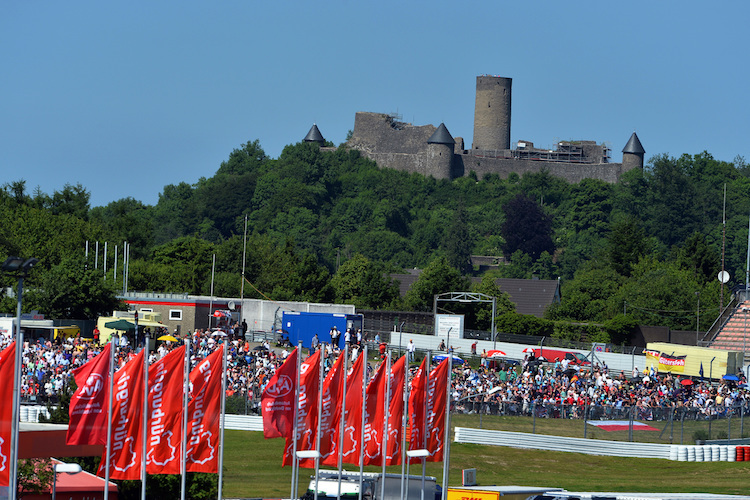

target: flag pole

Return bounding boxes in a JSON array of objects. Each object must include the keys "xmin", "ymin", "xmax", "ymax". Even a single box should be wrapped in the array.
[
  {"xmin": 380, "ymin": 351, "xmax": 392, "ymax": 500},
  {"xmin": 180, "ymin": 337, "xmax": 190, "ymax": 500},
  {"xmin": 336, "ymin": 343, "xmax": 350, "ymax": 500},
  {"xmin": 358, "ymin": 344, "xmax": 368, "ymax": 500},
  {"xmin": 440, "ymin": 349, "xmax": 452, "ymax": 500},
  {"xmin": 291, "ymin": 343, "xmax": 302, "ymax": 500},
  {"xmin": 400, "ymin": 351, "xmax": 409, "ymax": 500},
  {"xmin": 141, "ymin": 326, "xmax": 150, "ymax": 500},
  {"xmin": 217, "ymin": 339, "xmax": 228, "ymax": 500},
  {"xmin": 104, "ymin": 340, "xmax": 116, "ymax": 500},
  {"xmin": 421, "ymin": 350, "xmax": 431, "ymax": 500},
  {"xmin": 313, "ymin": 343, "xmax": 326, "ymax": 500}
]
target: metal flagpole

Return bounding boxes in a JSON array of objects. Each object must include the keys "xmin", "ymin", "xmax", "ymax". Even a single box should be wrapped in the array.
[
  {"xmin": 209, "ymin": 254, "xmax": 216, "ymax": 330},
  {"xmin": 421, "ymin": 350, "xmax": 431, "ymax": 500},
  {"xmin": 104, "ymin": 340, "xmax": 116, "ymax": 500},
  {"xmin": 400, "ymin": 352, "xmax": 409, "ymax": 500},
  {"xmin": 180, "ymin": 338, "xmax": 190, "ymax": 500},
  {"xmin": 336, "ymin": 343, "xmax": 350, "ymax": 500},
  {"xmin": 125, "ymin": 242, "xmax": 130, "ymax": 294},
  {"xmin": 313, "ymin": 343, "xmax": 326, "ymax": 500},
  {"xmin": 241, "ymin": 215, "xmax": 247, "ymax": 303},
  {"xmin": 104, "ymin": 242, "xmax": 108, "ymax": 276},
  {"xmin": 291, "ymin": 343, "xmax": 302, "ymax": 500},
  {"xmin": 380, "ymin": 352, "xmax": 392, "ymax": 500},
  {"xmin": 440, "ymin": 349, "xmax": 453, "ymax": 500},
  {"xmin": 141, "ymin": 328, "xmax": 150, "ymax": 500},
  {"xmin": 358, "ymin": 345, "xmax": 368, "ymax": 500},
  {"xmin": 217, "ymin": 340, "xmax": 228, "ymax": 500}
]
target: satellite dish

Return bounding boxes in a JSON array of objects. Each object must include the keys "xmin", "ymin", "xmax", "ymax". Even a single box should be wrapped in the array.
[
  {"xmin": 227, "ymin": 301, "xmax": 236, "ymax": 310},
  {"xmin": 718, "ymin": 271, "xmax": 730, "ymax": 284}
]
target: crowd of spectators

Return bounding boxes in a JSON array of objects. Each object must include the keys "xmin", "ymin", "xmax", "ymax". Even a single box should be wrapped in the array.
[
  {"xmin": 450, "ymin": 354, "xmax": 750, "ymax": 421},
  {"xmin": 3, "ymin": 330, "xmax": 749, "ymax": 424}
]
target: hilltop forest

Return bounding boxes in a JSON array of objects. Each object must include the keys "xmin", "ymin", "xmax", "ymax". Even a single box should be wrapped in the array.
[{"xmin": 2, "ymin": 139, "xmax": 749, "ymax": 345}]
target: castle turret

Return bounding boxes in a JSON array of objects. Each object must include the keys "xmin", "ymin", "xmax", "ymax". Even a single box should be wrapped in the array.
[
  {"xmin": 427, "ymin": 123, "xmax": 455, "ymax": 179},
  {"xmin": 303, "ymin": 124, "xmax": 325, "ymax": 145},
  {"xmin": 472, "ymin": 75, "xmax": 512, "ymax": 152},
  {"xmin": 622, "ymin": 132, "xmax": 645, "ymax": 169}
]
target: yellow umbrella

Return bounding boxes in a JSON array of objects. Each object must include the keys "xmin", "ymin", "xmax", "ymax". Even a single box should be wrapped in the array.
[{"xmin": 157, "ymin": 334, "xmax": 179, "ymax": 342}]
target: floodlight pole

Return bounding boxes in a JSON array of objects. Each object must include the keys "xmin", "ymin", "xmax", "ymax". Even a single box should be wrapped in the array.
[
  {"xmin": 5, "ymin": 257, "xmax": 38, "ymax": 500},
  {"xmin": 52, "ymin": 463, "xmax": 83, "ymax": 500}
]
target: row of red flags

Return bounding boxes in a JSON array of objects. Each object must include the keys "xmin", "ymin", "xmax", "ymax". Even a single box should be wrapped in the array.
[
  {"xmin": 0, "ymin": 340, "xmax": 225, "ymax": 486},
  {"xmin": 261, "ymin": 348, "xmax": 449, "ymax": 468}
]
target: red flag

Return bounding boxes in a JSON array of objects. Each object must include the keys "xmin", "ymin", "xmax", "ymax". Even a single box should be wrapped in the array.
[
  {"xmin": 385, "ymin": 355, "xmax": 406, "ymax": 465},
  {"xmin": 186, "ymin": 346, "xmax": 224, "ymax": 473},
  {"xmin": 363, "ymin": 360, "xmax": 388, "ymax": 466},
  {"xmin": 407, "ymin": 356, "xmax": 428, "ymax": 463},
  {"xmin": 98, "ymin": 350, "xmax": 145, "ymax": 480},
  {"xmin": 340, "ymin": 352, "xmax": 364, "ymax": 465},
  {"xmin": 318, "ymin": 351, "xmax": 346, "ymax": 467},
  {"xmin": 0, "ymin": 342, "xmax": 15, "ymax": 487},
  {"xmin": 261, "ymin": 348, "xmax": 299, "ymax": 439},
  {"xmin": 425, "ymin": 358, "xmax": 449, "ymax": 462},
  {"xmin": 283, "ymin": 350, "xmax": 321, "ymax": 467},
  {"xmin": 67, "ymin": 342, "xmax": 112, "ymax": 445},
  {"xmin": 146, "ymin": 345, "xmax": 185, "ymax": 475}
]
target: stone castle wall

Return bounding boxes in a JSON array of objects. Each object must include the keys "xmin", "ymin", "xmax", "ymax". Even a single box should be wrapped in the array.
[
  {"xmin": 348, "ymin": 111, "xmax": 637, "ymax": 184},
  {"xmin": 457, "ymin": 154, "xmax": 631, "ymax": 183}
]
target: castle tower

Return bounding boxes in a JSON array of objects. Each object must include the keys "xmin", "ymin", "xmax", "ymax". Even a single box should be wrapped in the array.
[
  {"xmin": 427, "ymin": 123, "xmax": 455, "ymax": 179},
  {"xmin": 303, "ymin": 124, "xmax": 325, "ymax": 145},
  {"xmin": 622, "ymin": 132, "xmax": 645, "ymax": 169},
  {"xmin": 472, "ymin": 75, "xmax": 512, "ymax": 151}
]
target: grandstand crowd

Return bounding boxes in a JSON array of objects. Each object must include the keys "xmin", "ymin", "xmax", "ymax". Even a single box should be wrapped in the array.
[{"xmin": 4, "ymin": 327, "xmax": 749, "ymax": 422}]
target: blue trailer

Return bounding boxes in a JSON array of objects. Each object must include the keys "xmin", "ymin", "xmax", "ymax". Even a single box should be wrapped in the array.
[{"xmin": 281, "ymin": 311, "xmax": 363, "ymax": 349}]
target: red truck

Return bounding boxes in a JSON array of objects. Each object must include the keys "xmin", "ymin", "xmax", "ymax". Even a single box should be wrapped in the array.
[{"xmin": 532, "ymin": 348, "xmax": 590, "ymax": 366}]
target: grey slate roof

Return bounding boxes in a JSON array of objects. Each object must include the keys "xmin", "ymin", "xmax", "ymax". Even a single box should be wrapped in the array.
[
  {"xmin": 427, "ymin": 123, "xmax": 455, "ymax": 145},
  {"xmin": 304, "ymin": 124, "xmax": 325, "ymax": 143},
  {"xmin": 622, "ymin": 132, "xmax": 645, "ymax": 154},
  {"xmin": 491, "ymin": 278, "xmax": 561, "ymax": 317}
]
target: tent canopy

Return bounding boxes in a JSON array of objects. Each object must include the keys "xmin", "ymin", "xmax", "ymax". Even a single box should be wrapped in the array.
[{"xmin": 104, "ymin": 319, "xmax": 165, "ymax": 331}]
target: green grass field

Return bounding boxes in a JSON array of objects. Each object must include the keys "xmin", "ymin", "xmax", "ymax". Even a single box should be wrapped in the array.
[{"xmin": 222, "ymin": 413, "xmax": 750, "ymax": 498}]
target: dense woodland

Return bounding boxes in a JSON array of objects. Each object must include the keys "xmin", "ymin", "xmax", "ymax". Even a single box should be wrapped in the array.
[{"xmin": 2, "ymin": 139, "xmax": 749, "ymax": 345}]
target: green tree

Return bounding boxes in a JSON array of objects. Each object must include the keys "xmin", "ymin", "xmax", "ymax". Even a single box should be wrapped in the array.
[
  {"xmin": 500, "ymin": 193, "xmax": 554, "ymax": 260},
  {"xmin": 330, "ymin": 254, "xmax": 401, "ymax": 309},
  {"xmin": 215, "ymin": 139, "xmax": 267, "ymax": 176},
  {"xmin": 546, "ymin": 264, "xmax": 625, "ymax": 322},
  {"xmin": 470, "ymin": 274, "xmax": 516, "ymax": 330},
  {"xmin": 17, "ymin": 459, "xmax": 53, "ymax": 499},
  {"xmin": 404, "ymin": 256, "xmax": 469, "ymax": 311},
  {"xmin": 606, "ymin": 216, "xmax": 647, "ymax": 277},
  {"xmin": 25, "ymin": 255, "xmax": 124, "ymax": 319},
  {"xmin": 610, "ymin": 257, "xmax": 703, "ymax": 330},
  {"xmin": 673, "ymin": 231, "xmax": 720, "ymax": 282},
  {"xmin": 443, "ymin": 202, "xmax": 473, "ymax": 274},
  {"xmin": 46, "ymin": 183, "xmax": 91, "ymax": 221}
]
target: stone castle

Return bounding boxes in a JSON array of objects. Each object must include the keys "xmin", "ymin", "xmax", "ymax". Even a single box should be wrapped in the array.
[{"xmin": 305, "ymin": 75, "xmax": 645, "ymax": 184}]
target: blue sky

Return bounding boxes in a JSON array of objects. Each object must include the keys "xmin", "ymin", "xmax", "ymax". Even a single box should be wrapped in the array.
[{"xmin": 2, "ymin": 1, "xmax": 748, "ymax": 208}]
